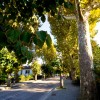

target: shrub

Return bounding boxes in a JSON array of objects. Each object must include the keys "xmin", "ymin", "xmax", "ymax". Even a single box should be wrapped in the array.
[
  {"xmin": 25, "ymin": 75, "xmax": 33, "ymax": 81},
  {"xmin": 19, "ymin": 74, "xmax": 33, "ymax": 82},
  {"xmin": 93, "ymin": 66, "xmax": 100, "ymax": 100},
  {"xmin": 19, "ymin": 75, "xmax": 26, "ymax": 82},
  {"xmin": 0, "ymin": 74, "xmax": 7, "ymax": 84},
  {"xmin": 72, "ymin": 75, "xmax": 80, "ymax": 86}
]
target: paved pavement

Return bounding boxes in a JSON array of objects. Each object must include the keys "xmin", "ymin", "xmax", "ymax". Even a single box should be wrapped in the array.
[
  {"xmin": 0, "ymin": 77, "xmax": 80, "ymax": 100},
  {"xmin": 46, "ymin": 78, "xmax": 80, "ymax": 100},
  {"xmin": 0, "ymin": 77, "xmax": 59, "ymax": 100}
]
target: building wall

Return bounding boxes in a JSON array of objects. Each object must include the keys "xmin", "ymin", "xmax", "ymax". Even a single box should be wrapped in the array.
[{"xmin": 18, "ymin": 69, "xmax": 33, "ymax": 76}]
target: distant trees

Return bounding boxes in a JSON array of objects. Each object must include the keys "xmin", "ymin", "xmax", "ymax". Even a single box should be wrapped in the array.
[
  {"xmin": 49, "ymin": 16, "xmax": 79, "ymax": 81},
  {"xmin": 31, "ymin": 60, "xmax": 41, "ymax": 81},
  {"xmin": 35, "ymin": 43, "xmax": 57, "ymax": 78},
  {"xmin": 41, "ymin": 64, "xmax": 54, "ymax": 78},
  {"xmin": 36, "ymin": 43, "xmax": 57, "ymax": 63}
]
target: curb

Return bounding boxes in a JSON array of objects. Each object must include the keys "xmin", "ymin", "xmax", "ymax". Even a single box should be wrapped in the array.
[
  {"xmin": 39, "ymin": 87, "xmax": 56, "ymax": 100},
  {"xmin": 0, "ymin": 86, "xmax": 11, "ymax": 90}
]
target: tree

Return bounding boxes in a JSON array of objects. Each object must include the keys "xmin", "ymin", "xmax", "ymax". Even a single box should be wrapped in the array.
[
  {"xmin": 36, "ymin": 43, "xmax": 57, "ymax": 78},
  {"xmin": 0, "ymin": 47, "xmax": 18, "ymax": 86},
  {"xmin": 74, "ymin": 1, "xmax": 100, "ymax": 99},
  {"xmin": 49, "ymin": 1, "xmax": 100, "ymax": 99},
  {"xmin": 0, "ymin": 1, "xmax": 52, "ymax": 63},
  {"xmin": 91, "ymin": 40, "xmax": 100, "ymax": 99},
  {"xmin": 0, "ymin": 0, "xmax": 100, "ymax": 99},
  {"xmin": 49, "ymin": 16, "xmax": 79, "ymax": 81},
  {"xmin": 41, "ymin": 64, "xmax": 54, "ymax": 78},
  {"xmin": 31, "ymin": 60, "xmax": 41, "ymax": 81},
  {"xmin": 51, "ymin": 58, "xmax": 64, "ymax": 88},
  {"xmin": 36, "ymin": 43, "xmax": 57, "ymax": 64}
]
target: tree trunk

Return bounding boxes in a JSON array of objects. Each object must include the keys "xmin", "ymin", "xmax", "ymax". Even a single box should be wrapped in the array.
[
  {"xmin": 60, "ymin": 73, "xmax": 64, "ymax": 88},
  {"xmin": 75, "ymin": 0, "xmax": 97, "ymax": 99},
  {"xmin": 65, "ymin": 44, "xmax": 76, "ymax": 81},
  {"xmin": 14, "ymin": 69, "xmax": 19, "ymax": 83},
  {"xmin": 35, "ymin": 74, "xmax": 37, "ymax": 81},
  {"xmin": 77, "ymin": 12, "xmax": 96, "ymax": 100},
  {"xmin": 78, "ymin": 18, "xmax": 96, "ymax": 100},
  {"xmin": 43, "ymin": 73, "xmax": 45, "ymax": 80},
  {"xmin": 71, "ymin": 68, "xmax": 76, "ymax": 81},
  {"xmin": 7, "ymin": 74, "xmax": 11, "ymax": 87}
]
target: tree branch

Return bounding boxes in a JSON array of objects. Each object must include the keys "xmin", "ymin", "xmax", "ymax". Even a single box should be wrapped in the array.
[
  {"xmin": 62, "ymin": 15, "xmax": 76, "ymax": 20},
  {"xmin": 86, "ymin": 2, "xmax": 100, "ymax": 12}
]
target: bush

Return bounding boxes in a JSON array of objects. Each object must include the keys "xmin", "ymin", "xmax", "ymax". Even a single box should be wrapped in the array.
[
  {"xmin": 19, "ymin": 75, "xmax": 26, "ymax": 82},
  {"xmin": 37, "ymin": 75, "xmax": 42, "ymax": 79},
  {"xmin": 93, "ymin": 66, "xmax": 100, "ymax": 100},
  {"xmin": 26, "ymin": 75, "xmax": 33, "ymax": 81},
  {"xmin": 72, "ymin": 76, "xmax": 80, "ymax": 86},
  {"xmin": 19, "ymin": 74, "xmax": 33, "ymax": 82},
  {"xmin": 0, "ymin": 74, "xmax": 7, "ymax": 84}
]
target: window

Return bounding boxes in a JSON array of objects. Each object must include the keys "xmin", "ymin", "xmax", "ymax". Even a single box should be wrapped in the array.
[{"xmin": 25, "ymin": 70, "xmax": 30, "ymax": 74}]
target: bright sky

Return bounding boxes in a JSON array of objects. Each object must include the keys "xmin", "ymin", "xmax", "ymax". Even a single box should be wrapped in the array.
[
  {"xmin": 94, "ymin": 22, "xmax": 100, "ymax": 45},
  {"xmin": 38, "ymin": 16, "xmax": 55, "ymax": 43},
  {"xmin": 39, "ymin": 18, "xmax": 100, "ymax": 45}
]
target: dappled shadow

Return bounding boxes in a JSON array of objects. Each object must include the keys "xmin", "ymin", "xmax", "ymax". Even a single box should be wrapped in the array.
[
  {"xmin": 11, "ymin": 77, "xmax": 60, "ymax": 90},
  {"xmin": 0, "ymin": 89, "xmax": 46, "ymax": 100},
  {"xmin": 0, "ymin": 78, "xmax": 80, "ymax": 100},
  {"xmin": 0, "ymin": 77, "xmax": 60, "ymax": 100},
  {"xmin": 11, "ymin": 81, "xmax": 59, "ymax": 90}
]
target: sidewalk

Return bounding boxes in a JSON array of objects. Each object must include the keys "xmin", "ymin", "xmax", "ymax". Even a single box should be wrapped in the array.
[{"xmin": 46, "ymin": 78, "xmax": 80, "ymax": 100}]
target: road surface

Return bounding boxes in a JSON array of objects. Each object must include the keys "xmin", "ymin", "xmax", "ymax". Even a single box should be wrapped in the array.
[{"xmin": 0, "ymin": 77, "xmax": 59, "ymax": 100}]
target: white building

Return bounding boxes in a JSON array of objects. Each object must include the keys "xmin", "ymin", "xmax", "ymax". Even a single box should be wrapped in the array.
[{"xmin": 18, "ymin": 66, "xmax": 33, "ymax": 76}]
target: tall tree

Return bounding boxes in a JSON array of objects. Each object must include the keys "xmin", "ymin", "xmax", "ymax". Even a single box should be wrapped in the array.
[
  {"xmin": 36, "ymin": 43, "xmax": 57, "ymax": 64},
  {"xmin": 31, "ymin": 60, "xmax": 41, "ymax": 81},
  {"xmin": 74, "ymin": 1, "xmax": 100, "ymax": 99},
  {"xmin": 0, "ymin": 0, "xmax": 100, "ymax": 99},
  {"xmin": 49, "ymin": 16, "xmax": 79, "ymax": 81}
]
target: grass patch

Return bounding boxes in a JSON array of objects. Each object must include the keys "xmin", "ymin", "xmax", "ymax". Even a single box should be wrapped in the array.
[{"xmin": 56, "ymin": 86, "xmax": 66, "ymax": 90}]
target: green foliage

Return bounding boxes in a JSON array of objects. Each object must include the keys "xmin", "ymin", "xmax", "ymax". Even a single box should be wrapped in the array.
[
  {"xmin": 92, "ymin": 40, "xmax": 100, "ymax": 67},
  {"xmin": 46, "ymin": 34, "xmax": 52, "ymax": 48},
  {"xmin": 6, "ymin": 29, "xmax": 21, "ymax": 43},
  {"xmin": 0, "ymin": 0, "xmax": 53, "ymax": 63},
  {"xmin": 25, "ymin": 74, "xmax": 33, "ymax": 81},
  {"xmin": 33, "ymin": 31, "xmax": 52, "ymax": 48},
  {"xmin": 41, "ymin": 64, "xmax": 54, "ymax": 77},
  {"xmin": 92, "ymin": 40, "xmax": 100, "ymax": 83},
  {"xmin": 20, "ymin": 32, "xmax": 32, "ymax": 44},
  {"xmin": 0, "ymin": 47, "xmax": 18, "ymax": 74},
  {"xmin": 36, "ymin": 43, "xmax": 57, "ymax": 64},
  {"xmin": 64, "ymin": 1, "xmax": 75, "ymax": 11},
  {"xmin": 49, "ymin": 16, "xmax": 79, "ymax": 75},
  {"xmin": 94, "ymin": 65, "xmax": 100, "ymax": 99},
  {"xmin": 72, "ymin": 75, "xmax": 80, "ymax": 86},
  {"xmin": 41, "ymin": 15, "xmax": 46, "ymax": 22},
  {"xmin": 0, "ymin": 74, "xmax": 7, "ymax": 84},
  {"xmin": 19, "ymin": 75, "xmax": 26, "ymax": 82},
  {"xmin": 36, "ymin": 31, "xmax": 47, "ymax": 42},
  {"xmin": 31, "ymin": 60, "xmax": 41, "ymax": 75},
  {"xmin": 19, "ymin": 74, "xmax": 33, "ymax": 82},
  {"xmin": 92, "ymin": 40, "xmax": 100, "ymax": 99}
]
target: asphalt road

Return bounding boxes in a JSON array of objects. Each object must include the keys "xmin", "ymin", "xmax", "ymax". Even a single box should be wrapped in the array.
[{"xmin": 0, "ymin": 77, "xmax": 59, "ymax": 100}]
